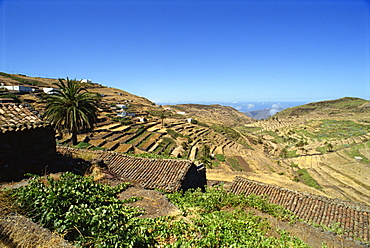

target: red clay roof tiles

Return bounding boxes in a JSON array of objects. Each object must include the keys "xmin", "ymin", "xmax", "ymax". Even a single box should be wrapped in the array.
[
  {"xmin": 57, "ymin": 146, "xmax": 197, "ymax": 192},
  {"xmin": 0, "ymin": 103, "xmax": 48, "ymax": 133},
  {"xmin": 230, "ymin": 176, "xmax": 370, "ymax": 242}
]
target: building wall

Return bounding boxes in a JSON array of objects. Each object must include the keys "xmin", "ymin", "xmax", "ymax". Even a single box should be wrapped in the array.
[
  {"xmin": 181, "ymin": 164, "xmax": 206, "ymax": 191},
  {"xmin": 0, "ymin": 127, "xmax": 56, "ymax": 181}
]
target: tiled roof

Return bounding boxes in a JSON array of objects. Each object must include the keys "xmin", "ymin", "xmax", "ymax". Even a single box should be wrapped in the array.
[
  {"xmin": 57, "ymin": 147, "xmax": 196, "ymax": 192},
  {"xmin": 230, "ymin": 177, "xmax": 370, "ymax": 242},
  {"xmin": 0, "ymin": 104, "xmax": 48, "ymax": 133}
]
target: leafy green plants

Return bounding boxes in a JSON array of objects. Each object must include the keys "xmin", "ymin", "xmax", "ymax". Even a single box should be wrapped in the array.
[
  {"xmin": 297, "ymin": 168, "xmax": 322, "ymax": 190},
  {"xmin": 227, "ymin": 156, "xmax": 243, "ymax": 171},
  {"xmin": 345, "ymin": 143, "xmax": 370, "ymax": 163},
  {"xmin": 9, "ymin": 175, "xmax": 310, "ymax": 247},
  {"xmin": 11, "ymin": 173, "xmax": 152, "ymax": 247},
  {"xmin": 72, "ymin": 142, "xmax": 91, "ymax": 149},
  {"xmin": 214, "ymin": 154, "xmax": 226, "ymax": 162}
]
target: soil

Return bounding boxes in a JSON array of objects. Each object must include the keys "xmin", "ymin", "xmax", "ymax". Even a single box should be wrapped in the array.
[{"xmin": 117, "ymin": 182, "xmax": 181, "ymax": 218}]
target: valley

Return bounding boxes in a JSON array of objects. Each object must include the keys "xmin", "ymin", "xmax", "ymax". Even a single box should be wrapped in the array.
[
  {"xmin": 1, "ymin": 73, "xmax": 370, "ymax": 246},
  {"xmin": 1, "ymin": 73, "xmax": 370, "ymax": 206}
]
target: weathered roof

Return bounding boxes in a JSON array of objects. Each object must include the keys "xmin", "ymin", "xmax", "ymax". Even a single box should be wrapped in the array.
[
  {"xmin": 0, "ymin": 103, "xmax": 48, "ymax": 133},
  {"xmin": 57, "ymin": 147, "xmax": 196, "ymax": 192},
  {"xmin": 230, "ymin": 177, "xmax": 370, "ymax": 242}
]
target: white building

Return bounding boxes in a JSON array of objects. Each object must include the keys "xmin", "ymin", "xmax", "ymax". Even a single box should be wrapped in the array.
[
  {"xmin": 117, "ymin": 111, "xmax": 127, "ymax": 118},
  {"xmin": 116, "ymin": 104, "xmax": 127, "ymax": 109},
  {"xmin": 43, "ymin": 88, "xmax": 57, "ymax": 94},
  {"xmin": 80, "ymin": 79, "xmax": 92, "ymax": 83},
  {"xmin": 0, "ymin": 85, "xmax": 34, "ymax": 92}
]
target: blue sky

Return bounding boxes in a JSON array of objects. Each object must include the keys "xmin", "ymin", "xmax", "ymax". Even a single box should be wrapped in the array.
[{"xmin": 1, "ymin": 0, "xmax": 369, "ymax": 104}]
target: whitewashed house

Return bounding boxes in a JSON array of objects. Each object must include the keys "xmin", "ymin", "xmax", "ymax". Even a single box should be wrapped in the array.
[
  {"xmin": 116, "ymin": 104, "xmax": 127, "ymax": 109},
  {"xmin": 80, "ymin": 79, "xmax": 92, "ymax": 83},
  {"xmin": 117, "ymin": 111, "xmax": 127, "ymax": 118},
  {"xmin": 0, "ymin": 85, "xmax": 34, "ymax": 92},
  {"xmin": 43, "ymin": 88, "xmax": 57, "ymax": 94}
]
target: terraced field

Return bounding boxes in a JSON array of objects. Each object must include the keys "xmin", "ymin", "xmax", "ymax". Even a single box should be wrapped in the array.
[
  {"xmin": 57, "ymin": 95, "xmax": 370, "ymax": 207},
  {"xmin": 231, "ymin": 114, "xmax": 370, "ymax": 205}
]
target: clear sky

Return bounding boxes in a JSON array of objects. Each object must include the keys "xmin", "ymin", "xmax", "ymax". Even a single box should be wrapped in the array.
[{"xmin": 1, "ymin": 0, "xmax": 369, "ymax": 104}]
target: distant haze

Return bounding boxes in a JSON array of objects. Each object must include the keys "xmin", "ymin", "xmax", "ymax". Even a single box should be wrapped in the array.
[{"xmin": 158, "ymin": 101, "xmax": 307, "ymax": 112}]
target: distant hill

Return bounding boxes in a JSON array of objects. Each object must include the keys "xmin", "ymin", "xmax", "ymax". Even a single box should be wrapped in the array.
[
  {"xmin": 0, "ymin": 72, "xmax": 253, "ymax": 126},
  {"xmin": 244, "ymin": 108, "xmax": 283, "ymax": 120},
  {"xmin": 168, "ymin": 104, "xmax": 254, "ymax": 126},
  {"xmin": 0, "ymin": 72, "xmax": 155, "ymax": 110},
  {"xmin": 274, "ymin": 97, "xmax": 370, "ymax": 118}
]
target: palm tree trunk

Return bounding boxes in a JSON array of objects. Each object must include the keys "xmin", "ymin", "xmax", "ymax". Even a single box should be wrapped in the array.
[{"xmin": 71, "ymin": 128, "xmax": 78, "ymax": 145}]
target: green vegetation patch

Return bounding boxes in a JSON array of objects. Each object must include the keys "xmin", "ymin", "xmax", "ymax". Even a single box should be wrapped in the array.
[
  {"xmin": 130, "ymin": 152, "xmax": 177, "ymax": 159},
  {"xmin": 297, "ymin": 168, "xmax": 323, "ymax": 190},
  {"xmin": 236, "ymin": 125, "xmax": 262, "ymax": 133},
  {"xmin": 89, "ymin": 146, "xmax": 106, "ymax": 151},
  {"xmin": 344, "ymin": 143, "xmax": 370, "ymax": 163},
  {"xmin": 260, "ymin": 130, "xmax": 285, "ymax": 144},
  {"xmin": 300, "ymin": 120, "xmax": 370, "ymax": 141},
  {"xmin": 211, "ymin": 124, "xmax": 241, "ymax": 141},
  {"xmin": 10, "ymin": 173, "xmax": 149, "ymax": 247},
  {"xmin": 8, "ymin": 173, "xmax": 310, "ymax": 247},
  {"xmin": 166, "ymin": 128, "xmax": 191, "ymax": 141},
  {"xmin": 71, "ymin": 142, "xmax": 91, "ymax": 149},
  {"xmin": 227, "ymin": 156, "xmax": 243, "ymax": 171},
  {"xmin": 214, "ymin": 154, "xmax": 226, "ymax": 162}
]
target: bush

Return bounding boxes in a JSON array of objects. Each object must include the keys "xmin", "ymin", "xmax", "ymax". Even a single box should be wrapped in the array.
[
  {"xmin": 11, "ymin": 173, "xmax": 153, "ymax": 247},
  {"xmin": 214, "ymin": 154, "xmax": 226, "ymax": 162},
  {"xmin": 10, "ymin": 174, "xmax": 308, "ymax": 247},
  {"xmin": 72, "ymin": 142, "xmax": 91, "ymax": 149}
]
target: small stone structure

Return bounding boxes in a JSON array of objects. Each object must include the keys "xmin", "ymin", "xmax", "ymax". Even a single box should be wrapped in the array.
[
  {"xmin": 57, "ymin": 147, "xmax": 207, "ymax": 192},
  {"xmin": 0, "ymin": 104, "xmax": 56, "ymax": 181}
]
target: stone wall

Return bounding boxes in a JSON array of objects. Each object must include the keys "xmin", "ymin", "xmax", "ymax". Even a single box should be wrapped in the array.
[{"xmin": 0, "ymin": 126, "xmax": 56, "ymax": 181}]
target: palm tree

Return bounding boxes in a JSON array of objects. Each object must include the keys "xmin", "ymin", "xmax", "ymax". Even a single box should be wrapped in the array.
[{"xmin": 43, "ymin": 78, "xmax": 101, "ymax": 145}]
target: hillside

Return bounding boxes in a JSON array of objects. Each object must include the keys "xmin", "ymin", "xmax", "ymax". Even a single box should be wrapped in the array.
[
  {"xmin": 0, "ymin": 72, "xmax": 155, "ymax": 108},
  {"xmin": 274, "ymin": 97, "xmax": 370, "ymax": 118},
  {"xmin": 2, "ymin": 73, "xmax": 370, "ymax": 207},
  {"xmin": 244, "ymin": 107, "xmax": 283, "ymax": 120},
  {"xmin": 2, "ymin": 72, "xmax": 370, "ymax": 246},
  {"xmin": 167, "ymin": 103, "xmax": 254, "ymax": 126}
]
